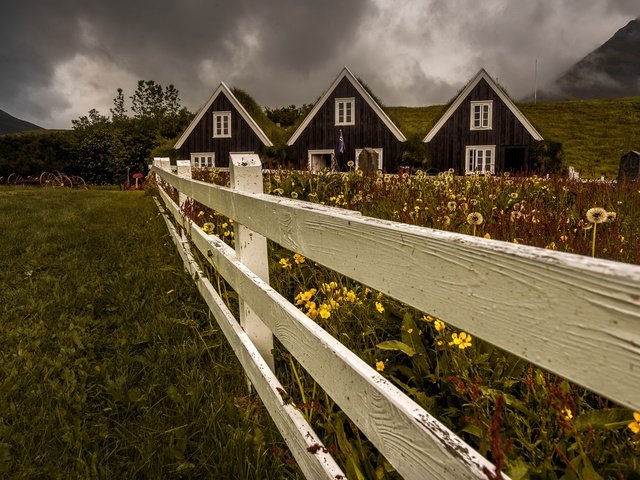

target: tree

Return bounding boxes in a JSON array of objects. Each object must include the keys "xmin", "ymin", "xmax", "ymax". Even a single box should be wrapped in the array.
[
  {"xmin": 111, "ymin": 88, "xmax": 127, "ymax": 122},
  {"xmin": 130, "ymin": 80, "xmax": 165, "ymax": 120}
]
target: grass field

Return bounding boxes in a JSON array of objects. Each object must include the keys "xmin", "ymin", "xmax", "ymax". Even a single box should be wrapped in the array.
[{"xmin": 0, "ymin": 187, "xmax": 298, "ymax": 479}]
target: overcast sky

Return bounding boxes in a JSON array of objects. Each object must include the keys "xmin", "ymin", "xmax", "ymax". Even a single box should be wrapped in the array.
[{"xmin": 2, "ymin": 0, "xmax": 638, "ymax": 129}]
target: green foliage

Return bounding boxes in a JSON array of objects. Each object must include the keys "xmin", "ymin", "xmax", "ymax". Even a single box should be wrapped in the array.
[
  {"xmin": 0, "ymin": 188, "xmax": 299, "ymax": 479},
  {"xmin": 520, "ymin": 97, "xmax": 640, "ymax": 178},
  {"xmin": 264, "ymin": 104, "xmax": 312, "ymax": 128},
  {"xmin": 0, "ymin": 130, "xmax": 76, "ymax": 177}
]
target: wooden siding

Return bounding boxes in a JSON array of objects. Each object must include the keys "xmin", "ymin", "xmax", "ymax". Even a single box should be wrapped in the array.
[
  {"xmin": 427, "ymin": 79, "xmax": 539, "ymax": 174},
  {"xmin": 178, "ymin": 92, "xmax": 265, "ymax": 167},
  {"xmin": 291, "ymin": 77, "xmax": 404, "ymax": 171}
]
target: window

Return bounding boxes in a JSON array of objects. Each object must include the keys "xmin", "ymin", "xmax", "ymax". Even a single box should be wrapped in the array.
[
  {"xmin": 470, "ymin": 101, "xmax": 492, "ymax": 130},
  {"xmin": 465, "ymin": 146, "xmax": 495, "ymax": 174},
  {"xmin": 213, "ymin": 112, "xmax": 231, "ymax": 138},
  {"xmin": 190, "ymin": 153, "xmax": 215, "ymax": 168},
  {"xmin": 335, "ymin": 98, "xmax": 355, "ymax": 126}
]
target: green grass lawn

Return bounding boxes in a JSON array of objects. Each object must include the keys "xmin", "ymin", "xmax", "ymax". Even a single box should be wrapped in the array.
[{"xmin": 0, "ymin": 187, "xmax": 298, "ymax": 479}]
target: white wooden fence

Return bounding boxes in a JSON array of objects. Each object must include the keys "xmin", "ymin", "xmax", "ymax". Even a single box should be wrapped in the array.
[{"xmin": 151, "ymin": 156, "xmax": 640, "ymax": 480}]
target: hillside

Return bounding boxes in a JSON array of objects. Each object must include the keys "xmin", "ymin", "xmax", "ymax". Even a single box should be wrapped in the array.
[
  {"xmin": 0, "ymin": 108, "xmax": 44, "ymax": 134},
  {"xmin": 388, "ymin": 97, "xmax": 640, "ymax": 178},
  {"xmin": 553, "ymin": 18, "xmax": 640, "ymax": 99}
]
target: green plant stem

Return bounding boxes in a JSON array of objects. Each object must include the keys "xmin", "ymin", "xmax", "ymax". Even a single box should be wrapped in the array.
[
  {"xmin": 288, "ymin": 355, "xmax": 308, "ymax": 420},
  {"xmin": 591, "ymin": 223, "xmax": 597, "ymax": 257}
]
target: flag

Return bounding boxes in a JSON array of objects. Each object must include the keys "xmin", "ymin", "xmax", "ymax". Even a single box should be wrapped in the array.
[{"xmin": 338, "ymin": 129, "xmax": 345, "ymax": 154}]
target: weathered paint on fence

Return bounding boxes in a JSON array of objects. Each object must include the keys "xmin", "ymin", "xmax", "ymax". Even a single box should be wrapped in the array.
[
  {"xmin": 155, "ymin": 184, "xmax": 500, "ymax": 480},
  {"xmin": 152, "ymin": 166, "xmax": 640, "ymax": 413},
  {"xmin": 153, "ymin": 195, "xmax": 345, "ymax": 480}
]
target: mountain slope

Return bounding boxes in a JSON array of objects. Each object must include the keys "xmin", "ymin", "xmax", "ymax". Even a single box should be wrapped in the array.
[
  {"xmin": 554, "ymin": 18, "xmax": 640, "ymax": 99},
  {"xmin": 0, "ymin": 109, "xmax": 44, "ymax": 134}
]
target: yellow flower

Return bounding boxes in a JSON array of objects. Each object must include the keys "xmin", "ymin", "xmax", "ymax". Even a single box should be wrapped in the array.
[
  {"xmin": 279, "ymin": 258, "xmax": 292, "ymax": 269},
  {"xmin": 221, "ymin": 222, "xmax": 228, "ymax": 229},
  {"xmin": 319, "ymin": 304, "xmax": 331, "ymax": 319},
  {"xmin": 375, "ymin": 302, "xmax": 385, "ymax": 314},
  {"xmin": 202, "ymin": 222, "xmax": 214, "ymax": 234},
  {"xmin": 197, "ymin": 210, "xmax": 205, "ymax": 217},
  {"xmin": 448, "ymin": 331, "xmax": 472, "ymax": 349},
  {"xmin": 375, "ymin": 360, "xmax": 385, "ymax": 372},
  {"xmin": 293, "ymin": 253, "xmax": 305, "ymax": 264},
  {"xmin": 434, "ymin": 320, "xmax": 445, "ymax": 332},
  {"xmin": 345, "ymin": 290, "xmax": 357, "ymax": 302},
  {"xmin": 562, "ymin": 408, "xmax": 573, "ymax": 421},
  {"xmin": 629, "ymin": 412, "xmax": 640, "ymax": 434},
  {"xmin": 483, "ymin": 233, "xmax": 491, "ymax": 239},
  {"xmin": 422, "ymin": 315, "xmax": 434, "ymax": 323}
]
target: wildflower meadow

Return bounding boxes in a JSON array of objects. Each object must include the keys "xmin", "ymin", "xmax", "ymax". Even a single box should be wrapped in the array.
[{"xmin": 184, "ymin": 168, "xmax": 640, "ymax": 479}]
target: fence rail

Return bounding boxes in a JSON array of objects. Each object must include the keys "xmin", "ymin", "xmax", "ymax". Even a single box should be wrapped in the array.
[{"xmin": 151, "ymin": 156, "xmax": 640, "ymax": 479}]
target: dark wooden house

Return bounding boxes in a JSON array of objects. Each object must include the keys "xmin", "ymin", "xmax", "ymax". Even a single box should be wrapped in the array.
[
  {"xmin": 618, "ymin": 151, "xmax": 640, "ymax": 181},
  {"xmin": 287, "ymin": 67, "xmax": 406, "ymax": 172},
  {"xmin": 174, "ymin": 82, "xmax": 272, "ymax": 168},
  {"xmin": 423, "ymin": 69, "xmax": 543, "ymax": 175}
]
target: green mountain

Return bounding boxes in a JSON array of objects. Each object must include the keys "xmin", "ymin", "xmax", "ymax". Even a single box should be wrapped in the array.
[
  {"xmin": 0, "ymin": 109, "xmax": 44, "ymax": 134},
  {"xmin": 553, "ymin": 18, "xmax": 640, "ymax": 99}
]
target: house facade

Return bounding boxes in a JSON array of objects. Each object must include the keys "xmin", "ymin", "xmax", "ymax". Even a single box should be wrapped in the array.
[
  {"xmin": 287, "ymin": 67, "xmax": 406, "ymax": 172},
  {"xmin": 174, "ymin": 82, "xmax": 272, "ymax": 168},
  {"xmin": 423, "ymin": 69, "xmax": 543, "ymax": 175}
]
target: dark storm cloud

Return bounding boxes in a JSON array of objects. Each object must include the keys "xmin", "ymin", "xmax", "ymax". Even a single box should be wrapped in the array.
[
  {"xmin": 0, "ymin": 0, "xmax": 372, "ymax": 127},
  {"xmin": 1, "ymin": 0, "xmax": 638, "ymax": 127}
]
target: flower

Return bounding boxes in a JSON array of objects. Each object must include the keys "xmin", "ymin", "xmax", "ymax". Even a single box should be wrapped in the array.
[
  {"xmin": 606, "ymin": 211, "xmax": 617, "ymax": 222},
  {"xmin": 375, "ymin": 360, "xmax": 385, "ymax": 372},
  {"xmin": 434, "ymin": 320, "xmax": 445, "ymax": 332},
  {"xmin": 293, "ymin": 253, "xmax": 305, "ymax": 264},
  {"xmin": 447, "ymin": 201, "xmax": 457, "ymax": 211},
  {"xmin": 318, "ymin": 304, "xmax": 331, "ymax": 319},
  {"xmin": 509, "ymin": 192, "xmax": 519, "ymax": 199},
  {"xmin": 197, "ymin": 210, "xmax": 205, "ymax": 217},
  {"xmin": 586, "ymin": 207, "xmax": 607, "ymax": 224},
  {"xmin": 347, "ymin": 160, "xmax": 355, "ymax": 168},
  {"xmin": 467, "ymin": 212, "xmax": 483, "ymax": 225},
  {"xmin": 345, "ymin": 290, "xmax": 357, "ymax": 302},
  {"xmin": 448, "ymin": 331, "xmax": 472, "ymax": 349},
  {"xmin": 375, "ymin": 302, "xmax": 385, "ymax": 314},
  {"xmin": 562, "ymin": 408, "xmax": 573, "ymax": 421},
  {"xmin": 422, "ymin": 315, "xmax": 434, "ymax": 323},
  {"xmin": 483, "ymin": 233, "xmax": 491, "ymax": 239},
  {"xmin": 291, "ymin": 191, "xmax": 299, "ymax": 199},
  {"xmin": 628, "ymin": 412, "xmax": 640, "ymax": 434},
  {"xmin": 202, "ymin": 222, "xmax": 214, "ymax": 234},
  {"xmin": 279, "ymin": 258, "xmax": 292, "ymax": 269}
]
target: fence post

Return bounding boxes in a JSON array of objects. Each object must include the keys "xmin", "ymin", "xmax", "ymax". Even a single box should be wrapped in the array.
[
  {"xmin": 153, "ymin": 157, "xmax": 171, "ymax": 181},
  {"xmin": 229, "ymin": 153, "xmax": 275, "ymax": 373},
  {"xmin": 176, "ymin": 160, "xmax": 192, "ymax": 211}
]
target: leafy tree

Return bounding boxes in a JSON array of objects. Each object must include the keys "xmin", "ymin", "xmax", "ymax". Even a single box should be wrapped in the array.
[
  {"xmin": 264, "ymin": 104, "xmax": 312, "ymax": 127},
  {"xmin": 111, "ymin": 88, "xmax": 127, "ymax": 122}
]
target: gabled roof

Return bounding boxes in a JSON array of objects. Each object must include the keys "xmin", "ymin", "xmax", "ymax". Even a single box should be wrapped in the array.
[
  {"xmin": 174, "ymin": 82, "xmax": 273, "ymax": 149},
  {"xmin": 423, "ymin": 68, "xmax": 543, "ymax": 143},
  {"xmin": 287, "ymin": 67, "xmax": 407, "ymax": 146}
]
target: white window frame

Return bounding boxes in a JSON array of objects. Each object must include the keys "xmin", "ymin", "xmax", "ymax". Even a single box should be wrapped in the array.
[
  {"xmin": 470, "ymin": 101, "xmax": 492, "ymax": 130},
  {"xmin": 213, "ymin": 111, "xmax": 231, "ymax": 138},
  {"xmin": 465, "ymin": 146, "xmax": 495, "ymax": 175},
  {"xmin": 307, "ymin": 149, "xmax": 335, "ymax": 172},
  {"xmin": 335, "ymin": 98, "xmax": 355, "ymax": 126},
  {"xmin": 354, "ymin": 148, "xmax": 383, "ymax": 170},
  {"xmin": 190, "ymin": 152, "xmax": 215, "ymax": 168}
]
